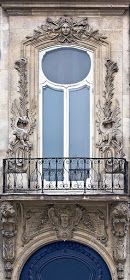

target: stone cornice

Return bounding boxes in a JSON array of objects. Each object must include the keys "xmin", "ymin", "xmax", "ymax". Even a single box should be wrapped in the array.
[{"xmin": 0, "ymin": 0, "xmax": 129, "ymax": 16}]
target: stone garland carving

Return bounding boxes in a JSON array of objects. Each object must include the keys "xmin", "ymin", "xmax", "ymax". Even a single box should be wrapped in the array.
[
  {"xmin": 7, "ymin": 58, "xmax": 36, "ymax": 170},
  {"xmin": 22, "ymin": 205, "xmax": 108, "ymax": 245},
  {"xmin": 111, "ymin": 203, "xmax": 129, "ymax": 280},
  {"xmin": 25, "ymin": 16, "xmax": 107, "ymax": 44},
  {"xmin": 96, "ymin": 59, "xmax": 124, "ymax": 159},
  {"xmin": 0, "ymin": 202, "xmax": 17, "ymax": 279}
]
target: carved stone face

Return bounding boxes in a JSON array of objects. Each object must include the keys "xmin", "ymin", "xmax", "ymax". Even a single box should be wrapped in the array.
[
  {"xmin": 61, "ymin": 22, "xmax": 70, "ymax": 36},
  {"xmin": 60, "ymin": 213, "xmax": 69, "ymax": 228},
  {"xmin": 114, "ymin": 218, "xmax": 127, "ymax": 237},
  {"xmin": 0, "ymin": 203, "xmax": 15, "ymax": 218}
]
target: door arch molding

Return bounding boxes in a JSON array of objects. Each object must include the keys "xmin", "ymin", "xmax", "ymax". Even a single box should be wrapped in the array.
[
  {"xmin": 12, "ymin": 232, "xmax": 117, "ymax": 280},
  {"xmin": 20, "ymin": 240, "xmax": 113, "ymax": 280}
]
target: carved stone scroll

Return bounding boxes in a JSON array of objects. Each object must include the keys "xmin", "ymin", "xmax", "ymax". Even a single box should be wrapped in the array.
[
  {"xmin": 96, "ymin": 60, "xmax": 124, "ymax": 158},
  {"xmin": 25, "ymin": 17, "xmax": 107, "ymax": 44},
  {"xmin": 111, "ymin": 203, "xmax": 129, "ymax": 280},
  {"xmin": 7, "ymin": 58, "xmax": 36, "ymax": 170},
  {"xmin": 0, "ymin": 202, "xmax": 17, "ymax": 279}
]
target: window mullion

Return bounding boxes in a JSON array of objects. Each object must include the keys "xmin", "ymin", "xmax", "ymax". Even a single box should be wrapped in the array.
[
  {"xmin": 64, "ymin": 88, "xmax": 69, "ymax": 158},
  {"xmin": 64, "ymin": 87, "xmax": 69, "ymax": 183}
]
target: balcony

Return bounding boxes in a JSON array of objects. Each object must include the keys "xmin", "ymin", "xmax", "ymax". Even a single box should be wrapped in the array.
[{"xmin": 3, "ymin": 157, "xmax": 128, "ymax": 195}]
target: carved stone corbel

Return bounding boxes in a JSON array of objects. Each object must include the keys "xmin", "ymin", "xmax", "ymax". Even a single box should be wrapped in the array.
[
  {"xmin": 0, "ymin": 202, "xmax": 17, "ymax": 279},
  {"xmin": 111, "ymin": 203, "xmax": 129, "ymax": 280},
  {"xmin": 96, "ymin": 59, "xmax": 124, "ymax": 158}
]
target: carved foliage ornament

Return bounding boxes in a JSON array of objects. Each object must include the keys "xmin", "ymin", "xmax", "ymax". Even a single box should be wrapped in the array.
[
  {"xmin": 7, "ymin": 58, "xmax": 36, "ymax": 169},
  {"xmin": 26, "ymin": 17, "xmax": 107, "ymax": 44},
  {"xmin": 96, "ymin": 60, "xmax": 124, "ymax": 158},
  {"xmin": 0, "ymin": 202, "xmax": 17, "ymax": 279},
  {"xmin": 111, "ymin": 203, "xmax": 129, "ymax": 280}
]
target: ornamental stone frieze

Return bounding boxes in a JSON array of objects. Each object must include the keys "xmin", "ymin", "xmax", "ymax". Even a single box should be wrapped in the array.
[
  {"xmin": 96, "ymin": 59, "xmax": 124, "ymax": 159},
  {"xmin": 0, "ymin": 202, "xmax": 17, "ymax": 279},
  {"xmin": 111, "ymin": 203, "xmax": 129, "ymax": 280},
  {"xmin": 22, "ymin": 204, "xmax": 108, "ymax": 245},
  {"xmin": 25, "ymin": 17, "xmax": 107, "ymax": 45}
]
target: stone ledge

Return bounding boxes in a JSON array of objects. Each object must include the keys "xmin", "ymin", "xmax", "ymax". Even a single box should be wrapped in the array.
[
  {"xmin": 0, "ymin": 193, "xmax": 129, "ymax": 202},
  {"xmin": 0, "ymin": 1, "xmax": 129, "ymax": 16}
]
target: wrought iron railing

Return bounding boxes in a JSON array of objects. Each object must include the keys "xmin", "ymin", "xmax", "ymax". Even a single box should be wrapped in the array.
[{"xmin": 3, "ymin": 157, "xmax": 128, "ymax": 194}]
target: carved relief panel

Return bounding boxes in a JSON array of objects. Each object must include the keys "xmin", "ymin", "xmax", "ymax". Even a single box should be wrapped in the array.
[{"xmin": 22, "ymin": 204, "xmax": 108, "ymax": 246}]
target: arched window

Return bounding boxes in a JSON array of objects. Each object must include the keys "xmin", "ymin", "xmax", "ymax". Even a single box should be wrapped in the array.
[{"xmin": 39, "ymin": 46, "xmax": 93, "ymax": 185}]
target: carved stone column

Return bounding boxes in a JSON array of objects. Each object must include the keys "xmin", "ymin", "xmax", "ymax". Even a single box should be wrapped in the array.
[
  {"xmin": 111, "ymin": 203, "xmax": 129, "ymax": 279},
  {"xmin": 0, "ymin": 202, "xmax": 17, "ymax": 279}
]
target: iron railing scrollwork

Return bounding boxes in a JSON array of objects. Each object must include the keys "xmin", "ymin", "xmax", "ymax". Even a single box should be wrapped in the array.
[{"xmin": 3, "ymin": 157, "xmax": 128, "ymax": 194}]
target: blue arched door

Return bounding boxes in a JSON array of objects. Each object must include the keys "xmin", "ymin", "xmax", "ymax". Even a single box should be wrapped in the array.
[{"xmin": 20, "ymin": 241, "xmax": 112, "ymax": 280}]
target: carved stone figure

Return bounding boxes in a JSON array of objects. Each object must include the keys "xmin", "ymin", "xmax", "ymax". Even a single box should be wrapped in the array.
[
  {"xmin": 111, "ymin": 203, "xmax": 128, "ymax": 280},
  {"xmin": 48, "ymin": 206, "xmax": 82, "ymax": 240},
  {"xmin": 8, "ymin": 115, "xmax": 32, "ymax": 154},
  {"xmin": 26, "ymin": 16, "xmax": 107, "ymax": 44},
  {"xmin": 0, "ymin": 202, "xmax": 17, "ymax": 279},
  {"xmin": 111, "ymin": 203, "xmax": 128, "ymax": 237},
  {"xmin": 0, "ymin": 202, "xmax": 16, "ymax": 237},
  {"xmin": 96, "ymin": 60, "xmax": 124, "ymax": 159}
]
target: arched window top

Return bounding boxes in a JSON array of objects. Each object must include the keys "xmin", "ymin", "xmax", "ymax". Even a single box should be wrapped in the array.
[{"xmin": 41, "ymin": 47, "xmax": 91, "ymax": 85}]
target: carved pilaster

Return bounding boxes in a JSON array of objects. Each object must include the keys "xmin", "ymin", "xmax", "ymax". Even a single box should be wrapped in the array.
[
  {"xmin": 96, "ymin": 59, "xmax": 124, "ymax": 158},
  {"xmin": 111, "ymin": 203, "xmax": 129, "ymax": 280},
  {"xmin": 0, "ymin": 202, "xmax": 17, "ymax": 279}
]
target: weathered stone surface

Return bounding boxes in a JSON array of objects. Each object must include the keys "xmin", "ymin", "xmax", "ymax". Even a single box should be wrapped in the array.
[{"xmin": 0, "ymin": 4, "xmax": 129, "ymax": 280}]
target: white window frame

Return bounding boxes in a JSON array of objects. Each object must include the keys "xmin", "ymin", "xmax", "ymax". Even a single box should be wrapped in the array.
[{"xmin": 39, "ymin": 45, "xmax": 93, "ymax": 193}]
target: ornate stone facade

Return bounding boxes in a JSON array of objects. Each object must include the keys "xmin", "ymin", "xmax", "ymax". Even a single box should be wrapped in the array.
[{"xmin": 0, "ymin": 1, "xmax": 129, "ymax": 280}]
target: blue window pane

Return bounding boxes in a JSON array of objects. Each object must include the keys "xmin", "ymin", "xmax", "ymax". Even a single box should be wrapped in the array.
[
  {"xmin": 69, "ymin": 86, "xmax": 90, "ymax": 157},
  {"xmin": 43, "ymin": 86, "xmax": 63, "ymax": 157},
  {"xmin": 42, "ymin": 47, "xmax": 91, "ymax": 84}
]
